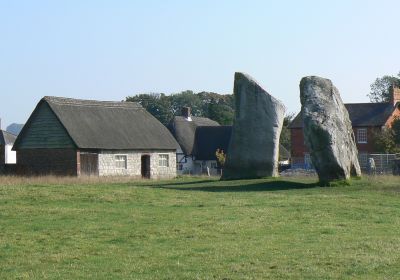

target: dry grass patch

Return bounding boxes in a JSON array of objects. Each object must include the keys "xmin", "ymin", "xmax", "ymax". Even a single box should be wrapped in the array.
[{"xmin": 0, "ymin": 175, "xmax": 153, "ymax": 186}]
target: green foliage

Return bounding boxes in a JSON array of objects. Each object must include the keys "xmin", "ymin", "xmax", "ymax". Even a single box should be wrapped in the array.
[
  {"xmin": 372, "ymin": 118, "xmax": 400, "ymax": 153},
  {"xmin": 126, "ymin": 93, "xmax": 173, "ymax": 126},
  {"xmin": 371, "ymin": 128, "xmax": 398, "ymax": 153},
  {"xmin": 127, "ymin": 91, "xmax": 234, "ymax": 125},
  {"xmin": 1, "ymin": 176, "xmax": 400, "ymax": 279},
  {"xmin": 280, "ymin": 113, "xmax": 295, "ymax": 151},
  {"xmin": 368, "ymin": 72, "xmax": 400, "ymax": 103},
  {"xmin": 392, "ymin": 117, "xmax": 400, "ymax": 144},
  {"xmin": 215, "ymin": 148, "xmax": 226, "ymax": 167}
]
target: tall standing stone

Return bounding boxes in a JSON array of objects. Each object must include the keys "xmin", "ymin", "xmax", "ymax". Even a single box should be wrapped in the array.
[
  {"xmin": 221, "ymin": 72, "xmax": 285, "ymax": 180},
  {"xmin": 300, "ymin": 76, "xmax": 361, "ymax": 184}
]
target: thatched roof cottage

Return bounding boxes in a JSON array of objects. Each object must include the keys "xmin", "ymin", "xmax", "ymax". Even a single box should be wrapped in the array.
[{"xmin": 13, "ymin": 96, "xmax": 178, "ymax": 178}]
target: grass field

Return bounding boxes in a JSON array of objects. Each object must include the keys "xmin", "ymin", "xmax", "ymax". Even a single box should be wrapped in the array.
[{"xmin": 0, "ymin": 175, "xmax": 400, "ymax": 279}]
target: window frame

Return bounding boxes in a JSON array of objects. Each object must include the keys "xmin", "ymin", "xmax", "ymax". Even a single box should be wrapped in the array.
[
  {"xmin": 159, "ymin": 154, "xmax": 169, "ymax": 167},
  {"xmin": 115, "ymin": 154, "xmax": 128, "ymax": 169},
  {"xmin": 357, "ymin": 128, "xmax": 368, "ymax": 144}
]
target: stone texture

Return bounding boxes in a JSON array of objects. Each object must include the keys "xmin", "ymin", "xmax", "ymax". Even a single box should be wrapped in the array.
[
  {"xmin": 221, "ymin": 72, "xmax": 285, "ymax": 180},
  {"xmin": 300, "ymin": 76, "xmax": 361, "ymax": 184},
  {"xmin": 98, "ymin": 150, "xmax": 176, "ymax": 179}
]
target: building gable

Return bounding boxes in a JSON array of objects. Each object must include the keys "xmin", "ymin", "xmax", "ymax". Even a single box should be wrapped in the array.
[{"xmin": 14, "ymin": 101, "xmax": 75, "ymax": 149}]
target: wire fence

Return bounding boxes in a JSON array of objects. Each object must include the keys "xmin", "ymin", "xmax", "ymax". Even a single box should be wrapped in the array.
[
  {"xmin": 361, "ymin": 154, "xmax": 398, "ymax": 174},
  {"xmin": 291, "ymin": 154, "xmax": 400, "ymax": 175}
]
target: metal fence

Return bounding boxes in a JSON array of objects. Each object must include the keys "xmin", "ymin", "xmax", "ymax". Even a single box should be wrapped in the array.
[
  {"xmin": 361, "ymin": 154, "xmax": 398, "ymax": 174},
  {"xmin": 291, "ymin": 154, "xmax": 400, "ymax": 175}
]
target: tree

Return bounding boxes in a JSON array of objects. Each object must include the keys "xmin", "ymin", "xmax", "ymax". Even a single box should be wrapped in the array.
[
  {"xmin": 170, "ymin": 90, "xmax": 203, "ymax": 117},
  {"xmin": 126, "ymin": 91, "xmax": 235, "ymax": 126},
  {"xmin": 371, "ymin": 128, "xmax": 399, "ymax": 153},
  {"xmin": 126, "ymin": 93, "xmax": 173, "ymax": 126},
  {"xmin": 368, "ymin": 72, "xmax": 400, "ymax": 103},
  {"xmin": 279, "ymin": 113, "xmax": 295, "ymax": 152},
  {"xmin": 215, "ymin": 149, "xmax": 226, "ymax": 176},
  {"xmin": 391, "ymin": 117, "xmax": 400, "ymax": 144},
  {"xmin": 371, "ymin": 117, "xmax": 400, "ymax": 153},
  {"xmin": 198, "ymin": 91, "xmax": 234, "ymax": 125}
]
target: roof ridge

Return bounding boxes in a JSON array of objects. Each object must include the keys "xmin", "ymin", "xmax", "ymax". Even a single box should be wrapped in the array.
[{"xmin": 43, "ymin": 96, "xmax": 143, "ymax": 109}]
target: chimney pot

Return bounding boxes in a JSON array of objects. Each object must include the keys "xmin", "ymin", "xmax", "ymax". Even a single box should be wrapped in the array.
[{"xmin": 181, "ymin": 107, "xmax": 192, "ymax": 119}]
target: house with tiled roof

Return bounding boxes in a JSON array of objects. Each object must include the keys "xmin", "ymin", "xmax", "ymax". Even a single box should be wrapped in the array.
[
  {"xmin": 13, "ymin": 96, "xmax": 178, "ymax": 178},
  {"xmin": 289, "ymin": 86, "xmax": 400, "ymax": 169}
]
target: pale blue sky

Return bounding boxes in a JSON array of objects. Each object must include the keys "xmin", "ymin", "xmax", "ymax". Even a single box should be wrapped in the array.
[{"xmin": 1, "ymin": 0, "xmax": 399, "ymax": 128}]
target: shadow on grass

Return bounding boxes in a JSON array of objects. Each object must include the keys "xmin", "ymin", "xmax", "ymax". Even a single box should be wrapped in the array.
[{"xmin": 142, "ymin": 179, "xmax": 319, "ymax": 192}]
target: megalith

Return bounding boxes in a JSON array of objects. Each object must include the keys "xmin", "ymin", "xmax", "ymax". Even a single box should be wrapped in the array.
[
  {"xmin": 221, "ymin": 72, "xmax": 285, "ymax": 180},
  {"xmin": 300, "ymin": 76, "xmax": 361, "ymax": 184}
]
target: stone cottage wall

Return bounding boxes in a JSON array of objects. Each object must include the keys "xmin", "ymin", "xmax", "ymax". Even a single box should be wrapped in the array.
[
  {"xmin": 98, "ymin": 150, "xmax": 176, "ymax": 179},
  {"xmin": 150, "ymin": 151, "xmax": 176, "ymax": 179}
]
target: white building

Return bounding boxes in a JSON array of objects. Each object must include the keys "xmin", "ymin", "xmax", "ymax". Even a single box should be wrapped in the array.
[
  {"xmin": 0, "ymin": 130, "xmax": 17, "ymax": 164},
  {"xmin": 169, "ymin": 107, "xmax": 230, "ymax": 176}
]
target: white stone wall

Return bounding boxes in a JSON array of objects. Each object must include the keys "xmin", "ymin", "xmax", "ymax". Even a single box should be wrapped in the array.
[
  {"xmin": 176, "ymin": 147, "xmax": 194, "ymax": 175},
  {"xmin": 98, "ymin": 150, "xmax": 176, "ymax": 179},
  {"xmin": 150, "ymin": 151, "xmax": 177, "ymax": 179},
  {"xmin": 5, "ymin": 144, "xmax": 16, "ymax": 164}
]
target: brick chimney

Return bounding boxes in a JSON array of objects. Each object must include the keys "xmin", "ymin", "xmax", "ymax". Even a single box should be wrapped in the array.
[
  {"xmin": 181, "ymin": 107, "xmax": 192, "ymax": 121},
  {"xmin": 389, "ymin": 86, "xmax": 400, "ymax": 106}
]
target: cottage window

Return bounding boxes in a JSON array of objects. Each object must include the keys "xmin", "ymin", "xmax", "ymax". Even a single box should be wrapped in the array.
[
  {"xmin": 115, "ymin": 155, "xmax": 127, "ymax": 169},
  {"xmin": 357, "ymin": 128, "xmax": 367, "ymax": 143},
  {"xmin": 159, "ymin": 154, "xmax": 169, "ymax": 167}
]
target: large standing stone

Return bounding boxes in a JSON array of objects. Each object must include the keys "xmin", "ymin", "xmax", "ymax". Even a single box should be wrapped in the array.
[
  {"xmin": 221, "ymin": 72, "xmax": 285, "ymax": 180},
  {"xmin": 300, "ymin": 76, "xmax": 361, "ymax": 184}
]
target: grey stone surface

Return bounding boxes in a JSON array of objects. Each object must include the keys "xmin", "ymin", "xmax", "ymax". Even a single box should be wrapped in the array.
[
  {"xmin": 221, "ymin": 72, "xmax": 285, "ymax": 180},
  {"xmin": 98, "ymin": 150, "xmax": 176, "ymax": 179},
  {"xmin": 300, "ymin": 76, "xmax": 361, "ymax": 184}
]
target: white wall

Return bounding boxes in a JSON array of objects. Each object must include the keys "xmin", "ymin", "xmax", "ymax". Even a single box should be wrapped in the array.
[
  {"xmin": 5, "ymin": 144, "xmax": 16, "ymax": 164},
  {"xmin": 98, "ymin": 150, "xmax": 176, "ymax": 179},
  {"xmin": 176, "ymin": 147, "xmax": 195, "ymax": 175}
]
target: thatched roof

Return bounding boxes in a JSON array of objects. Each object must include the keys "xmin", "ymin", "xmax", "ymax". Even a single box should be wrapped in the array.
[
  {"xmin": 290, "ymin": 103, "xmax": 396, "ymax": 128},
  {"xmin": 169, "ymin": 116, "xmax": 220, "ymax": 155},
  {"xmin": 0, "ymin": 130, "xmax": 17, "ymax": 145},
  {"xmin": 15, "ymin": 96, "xmax": 178, "ymax": 150}
]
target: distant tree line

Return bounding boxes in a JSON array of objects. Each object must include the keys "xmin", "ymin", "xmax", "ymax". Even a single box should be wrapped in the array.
[
  {"xmin": 126, "ymin": 90, "xmax": 235, "ymax": 126},
  {"xmin": 368, "ymin": 72, "xmax": 400, "ymax": 103},
  {"xmin": 126, "ymin": 91, "xmax": 294, "ymax": 151}
]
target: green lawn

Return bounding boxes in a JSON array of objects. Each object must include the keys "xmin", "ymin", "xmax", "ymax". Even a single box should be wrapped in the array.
[{"xmin": 0, "ymin": 176, "xmax": 400, "ymax": 279}]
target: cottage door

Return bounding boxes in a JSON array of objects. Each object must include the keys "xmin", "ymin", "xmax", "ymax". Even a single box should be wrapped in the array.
[
  {"xmin": 141, "ymin": 155, "xmax": 150, "ymax": 179},
  {"xmin": 80, "ymin": 153, "xmax": 99, "ymax": 176}
]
